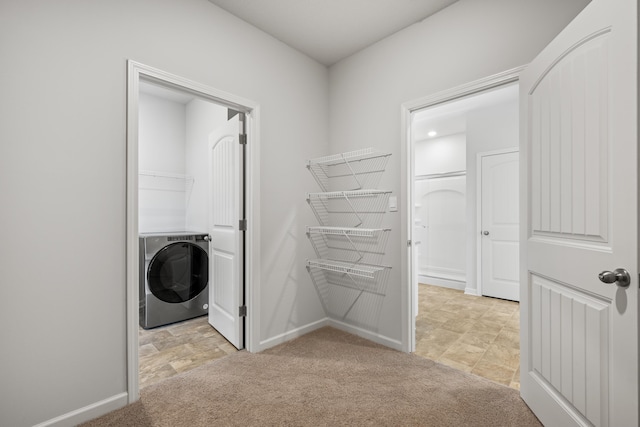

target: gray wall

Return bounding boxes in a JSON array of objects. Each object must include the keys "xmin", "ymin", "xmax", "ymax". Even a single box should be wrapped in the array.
[
  {"xmin": 0, "ymin": 0, "xmax": 327, "ymax": 425},
  {"xmin": 328, "ymin": 0, "xmax": 590, "ymax": 347}
]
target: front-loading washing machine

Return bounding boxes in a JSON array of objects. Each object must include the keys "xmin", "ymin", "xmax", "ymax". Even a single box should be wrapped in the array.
[{"xmin": 139, "ymin": 232, "xmax": 210, "ymax": 329}]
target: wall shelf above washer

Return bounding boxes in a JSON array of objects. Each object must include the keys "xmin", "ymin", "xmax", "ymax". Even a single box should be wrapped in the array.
[{"xmin": 139, "ymin": 170, "xmax": 194, "ymax": 192}]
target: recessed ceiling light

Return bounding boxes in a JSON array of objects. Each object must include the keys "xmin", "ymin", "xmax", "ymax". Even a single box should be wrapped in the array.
[{"xmin": 428, "ymin": 131, "xmax": 437, "ymax": 137}]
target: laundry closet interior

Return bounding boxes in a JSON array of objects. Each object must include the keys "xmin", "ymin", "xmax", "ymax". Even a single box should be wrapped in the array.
[{"xmin": 137, "ymin": 80, "xmax": 239, "ymax": 388}]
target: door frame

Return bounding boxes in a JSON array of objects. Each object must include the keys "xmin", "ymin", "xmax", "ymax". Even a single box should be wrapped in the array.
[
  {"xmin": 400, "ymin": 66, "xmax": 524, "ymax": 352},
  {"xmin": 126, "ymin": 60, "xmax": 261, "ymax": 402},
  {"xmin": 475, "ymin": 147, "xmax": 519, "ymax": 299}
]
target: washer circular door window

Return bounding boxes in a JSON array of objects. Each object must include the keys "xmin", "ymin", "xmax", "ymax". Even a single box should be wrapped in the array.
[{"xmin": 147, "ymin": 242, "xmax": 208, "ymax": 303}]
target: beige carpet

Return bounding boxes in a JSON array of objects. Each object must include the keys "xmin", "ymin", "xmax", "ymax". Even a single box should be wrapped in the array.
[{"xmin": 82, "ymin": 327, "xmax": 541, "ymax": 426}]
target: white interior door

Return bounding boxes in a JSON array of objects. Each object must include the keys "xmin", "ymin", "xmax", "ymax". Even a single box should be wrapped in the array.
[
  {"xmin": 208, "ymin": 114, "xmax": 244, "ymax": 350},
  {"xmin": 480, "ymin": 150, "xmax": 519, "ymax": 301},
  {"xmin": 520, "ymin": 0, "xmax": 637, "ymax": 425}
]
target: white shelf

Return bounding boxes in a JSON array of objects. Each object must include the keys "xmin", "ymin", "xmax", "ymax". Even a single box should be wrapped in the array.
[
  {"xmin": 307, "ymin": 190, "xmax": 391, "ymax": 228},
  {"xmin": 307, "ymin": 226, "xmax": 390, "ymax": 265},
  {"xmin": 138, "ymin": 170, "xmax": 194, "ymax": 193},
  {"xmin": 307, "ymin": 148, "xmax": 391, "ymax": 167},
  {"xmin": 306, "ymin": 259, "xmax": 389, "ymax": 279},
  {"xmin": 307, "ymin": 189, "xmax": 391, "ymax": 199},
  {"xmin": 307, "ymin": 148, "xmax": 391, "ymax": 192},
  {"xmin": 306, "ymin": 226, "xmax": 390, "ymax": 237}
]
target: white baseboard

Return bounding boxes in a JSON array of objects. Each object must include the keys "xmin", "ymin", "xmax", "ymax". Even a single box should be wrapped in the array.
[
  {"xmin": 258, "ymin": 318, "xmax": 330, "ymax": 351},
  {"xmin": 328, "ymin": 319, "xmax": 403, "ymax": 352},
  {"xmin": 258, "ymin": 318, "xmax": 403, "ymax": 353},
  {"xmin": 33, "ymin": 392, "xmax": 128, "ymax": 427},
  {"xmin": 464, "ymin": 286, "xmax": 480, "ymax": 296},
  {"xmin": 419, "ymin": 275, "xmax": 465, "ymax": 291}
]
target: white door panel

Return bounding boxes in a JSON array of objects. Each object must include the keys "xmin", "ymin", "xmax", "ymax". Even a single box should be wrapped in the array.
[
  {"xmin": 211, "ymin": 228, "xmax": 236, "ymax": 250},
  {"xmin": 212, "ymin": 249, "xmax": 235, "ymax": 317},
  {"xmin": 481, "ymin": 151, "xmax": 519, "ymax": 301},
  {"xmin": 208, "ymin": 114, "xmax": 244, "ymax": 350},
  {"xmin": 520, "ymin": 0, "xmax": 637, "ymax": 425}
]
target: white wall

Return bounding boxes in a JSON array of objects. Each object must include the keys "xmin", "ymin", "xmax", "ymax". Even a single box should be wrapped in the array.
[
  {"xmin": 328, "ymin": 0, "xmax": 590, "ymax": 347},
  {"xmin": 139, "ymin": 93, "xmax": 186, "ymax": 174},
  {"xmin": 0, "ymin": 0, "xmax": 327, "ymax": 425},
  {"xmin": 415, "ymin": 133, "xmax": 466, "ymax": 176},
  {"xmin": 185, "ymin": 99, "xmax": 228, "ymax": 232},
  {"xmin": 138, "ymin": 92, "xmax": 188, "ymax": 232},
  {"xmin": 414, "ymin": 133, "xmax": 467, "ymax": 288}
]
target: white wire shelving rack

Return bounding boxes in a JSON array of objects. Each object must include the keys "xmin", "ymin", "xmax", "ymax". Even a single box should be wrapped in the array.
[{"xmin": 305, "ymin": 148, "xmax": 392, "ymax": 317}]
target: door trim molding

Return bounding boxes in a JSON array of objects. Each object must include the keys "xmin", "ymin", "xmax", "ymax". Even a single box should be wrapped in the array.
[
  {"xmin": 475, "ymin": 147, "xmax": 519, "ymax": 298},
  {"xmin": 126, "ymin": 60, "xmax": 261, "ymax": 403},
  {"xmin": 400, "ymin": 65, "xmax": 525, "ymax": 353}
]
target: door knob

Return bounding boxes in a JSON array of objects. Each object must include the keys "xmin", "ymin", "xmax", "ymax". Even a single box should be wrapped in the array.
[
  {"xmin": 483, "ymin": 231, "xmax": 489, "ymax": 236},
  {"xmin": 598, "ymin": 268, "xmax": 631, "ymax": 287}
]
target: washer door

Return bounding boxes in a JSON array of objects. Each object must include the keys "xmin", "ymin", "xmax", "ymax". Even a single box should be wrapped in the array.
[{"xmin": 147, "ymin": 242, "xmax": 208, "ymax": 303}]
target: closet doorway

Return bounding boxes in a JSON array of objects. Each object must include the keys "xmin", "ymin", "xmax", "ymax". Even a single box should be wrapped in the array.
[
  {"xmin": 408, "ymin": 78, "xmax": 521, "ymax": 388},
  {"xmin": 126, "ymin": 61, "xmax": 260, "ymax": 402},
  {"xmin": 137, "ymin": 81, "xmax": 240, "ymax": 389}
]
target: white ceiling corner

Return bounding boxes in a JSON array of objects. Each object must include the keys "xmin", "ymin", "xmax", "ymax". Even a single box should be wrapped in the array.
[{"xmin": 207, "ymin": 0, "xmax": 460, "ymax": 66}]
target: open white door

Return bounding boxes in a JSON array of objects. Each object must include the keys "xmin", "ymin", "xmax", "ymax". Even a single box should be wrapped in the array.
[
  {"xmin": 520, "ymin": 0, "xmax": 637, "ymax": 425},
  {"xmin": 208, "ymin": 114, "xmax": 245, "ymax": 350},
  {"xmin": 480, "ymin": 150, "xmax": 519, "ymax": 302}
]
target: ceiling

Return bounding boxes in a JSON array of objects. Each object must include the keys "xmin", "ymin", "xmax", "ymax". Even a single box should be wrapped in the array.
[{"xmin": 207, "ymin": 0, "xmax": 459, "ymax": 66}]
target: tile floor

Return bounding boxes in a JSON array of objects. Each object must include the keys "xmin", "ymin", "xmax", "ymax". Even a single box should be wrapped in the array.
[
  {"xmin": 139, "ymin": 315, "xmax": 238, "ymax": 389},
  {"xmin": 140, "ymin": 286, "xmax": 520, "ymax": 390},
  {"xmin": 414, "ymin": 283, "xmax": 521, "ymax": 389}
]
